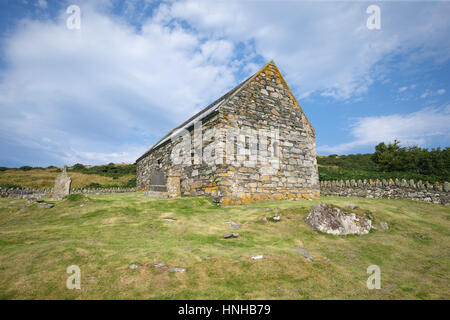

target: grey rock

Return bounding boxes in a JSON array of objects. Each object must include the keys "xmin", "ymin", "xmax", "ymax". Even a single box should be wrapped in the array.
[
  {"xmin": 169, "ymin": 267, "xmax": 186, "ymax": 273},
  {"xmin": 163, "ymin": 218, "xmax": 175, "ymax": 222},
  {"xmin": 273, "ymin": 214, "xmax": 281, "ymax": 221},
  {"xmin": 379, "ymin": 221, "xmax": 389, "ymax": 230},
  {"xmin": 345, "ymin": 203, "xmax": 357, "ymax": 210},
  {"xmin": 40, "ymin": 203, "xmax": 54, "ymax": 209},
  {"xmin": 129, "ymin": 264, "xmax": 139, "ymax": 270},
  {"xmin": 224, "ymin": 233, "xmax": 239, "ymax": 239},
  {"xmin": 295, "ymin": 248, "xmax": 314, "ymax": 262},
  {"xmin": 226, "ymin": 221, "xmax": 241, "ymax": 230},
  {"xmin": 154, "ymin": 262, "xmax": 166, "ymax": 268},
  {"xmin": 250, "ymin": 255, "xmax": 264, "ymax": 260},
  {"xmin": 305, "ymin": 203, "xmax": 372, "ymax": 235},
  {"xmin": 53, "ymin": 166, "xmax": 71, "ymax": 199}
]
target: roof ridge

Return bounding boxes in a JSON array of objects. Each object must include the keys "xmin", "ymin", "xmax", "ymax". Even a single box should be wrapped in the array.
[{"xmin": 136, "ymin": 60, "xmax": 274, "ymax": 162}]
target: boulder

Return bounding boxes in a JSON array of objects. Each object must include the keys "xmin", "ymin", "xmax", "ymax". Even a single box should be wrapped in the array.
[{"xmin": 305, "ymin": 203, "xmax": 372, "ymax": 235}]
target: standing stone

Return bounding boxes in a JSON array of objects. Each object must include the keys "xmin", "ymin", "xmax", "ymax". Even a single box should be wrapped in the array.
[{"xmin": 53, "ymin": 166, "xmax": 71, "ymax": 199}]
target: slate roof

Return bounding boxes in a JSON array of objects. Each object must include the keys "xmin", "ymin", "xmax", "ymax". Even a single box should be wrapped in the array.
[{"xmin": 136, "ymin": 62, "xmax": 270, "ymax": 162}]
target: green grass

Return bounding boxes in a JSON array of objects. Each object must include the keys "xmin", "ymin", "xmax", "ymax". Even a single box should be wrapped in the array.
[{"xmin": 0, "ymin": 194, "xmax": 448, "ymax": 299}]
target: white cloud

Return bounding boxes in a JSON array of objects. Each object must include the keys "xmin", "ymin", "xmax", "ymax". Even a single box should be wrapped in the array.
[
  {"xmin": 1, "ymin": 0, "xmax": 450, "ymax": 165},
  {"xmin": 0, "ymin": 2, "xmax": 237, "ymax": 165},
  {"xmin": 318, "ymin": 106, "xmax": 450, "ymax": 154},
  {"xmin": 167, "ymin": 0, "xmax": 450, "ymax": 100},
  {"xmin": 437, "ymin": 89, "xmax": 446, "ymax": 95},
  {"xmin": 420, "ymin": 91, "xmax": 430, "ymax": 99},
  {"xmin": 398, "ymin": 86, "xmax": 408, "ymax": 93}
]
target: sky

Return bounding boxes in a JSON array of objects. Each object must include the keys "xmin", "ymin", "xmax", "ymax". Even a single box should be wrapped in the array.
[{"xmin": 0, "ymin": 0, "xmax": 449, "ymax": 167}]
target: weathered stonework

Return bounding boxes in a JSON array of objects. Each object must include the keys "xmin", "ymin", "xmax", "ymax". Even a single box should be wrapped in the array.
[
  {"xmin": 167, "ymin": 173, "xmax": 181, "ymax": 198},
  {"xmin": 321, "ymin": 179, "xmax": 449, "ymax": 206},
  {"xmin": 52, "ymin": 166, "xmax": 71, "ymax": 199},
  {"xmin": 136, "ymin": 61, "xmax": 320, "ymax": 205}
]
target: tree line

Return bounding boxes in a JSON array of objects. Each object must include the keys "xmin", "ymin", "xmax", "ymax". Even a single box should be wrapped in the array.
[{"xmin": 318, "ymin": 141, "xmax": 450, "ymax": 183}]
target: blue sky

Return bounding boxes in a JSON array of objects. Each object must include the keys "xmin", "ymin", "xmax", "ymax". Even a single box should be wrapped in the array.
[{"xmin": 0, "ymin": 0, "xmax": 449, "ymax": 167}]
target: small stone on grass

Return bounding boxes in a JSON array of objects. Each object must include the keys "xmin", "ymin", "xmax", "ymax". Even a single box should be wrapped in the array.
[
  {"xmin": 40, "ymin": 203, "xmax": 54, "ymax": 209},
  {"xmin": 295, "ymin": 248, "xmax": 314, "ymax": 262},
  {"xmin": 346, "ymin": 203, "xmax": 357, "ymax": 209},
  {"xmin": 224, "ymin": 233, "xmax": 239, "ymax": 239},
  {"xmin": 379, "ymin": 221, "xmax": 389, "ymax": 230},
  {"xmin": 169, "ymin": 267, "xmax": 186, "ymax": 273},
  {"xmin": 226, "ymin": 221, "xmax": 241, "ymax": 230},
  {"xmin": 154, "ymin": 262, "xmax": 166, "ymax": 268}
]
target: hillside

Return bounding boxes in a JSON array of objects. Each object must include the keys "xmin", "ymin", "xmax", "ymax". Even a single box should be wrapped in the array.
[
  {"xmin": 0, "ymin": 164, "xmax": 136, "ymax": 189},
  {"xmin": 317, "ymin": 142, "xmax": 450, "ymax": 183},
  {"xmin": 317, "ymin": 153, "xmax": 449, "ymax": 183}
]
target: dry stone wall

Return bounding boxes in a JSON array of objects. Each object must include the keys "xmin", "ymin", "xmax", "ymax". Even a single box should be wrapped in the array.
[{"xmin": 320, "ymin": 179, "xmax": 449, "ymax": 206}]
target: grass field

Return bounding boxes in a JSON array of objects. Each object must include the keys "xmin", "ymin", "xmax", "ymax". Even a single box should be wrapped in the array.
[
  {"xmin": 0, "ymin": 167, "xmax": 135, "ymax": 189},
  {"xmin": 0, "ymin": 194, "xmax": 448, "ymax": 299}
]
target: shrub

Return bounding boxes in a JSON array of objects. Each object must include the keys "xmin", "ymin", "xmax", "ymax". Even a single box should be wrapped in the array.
[
  {"xmin": 71, "ymin": 163, "xmax": 86, "ymax": 171},
  {"xmin": 85, "ymin": 183, "xmax": 102, "ymax": 189},
  {"xmin": 123, "ymin": 178, "xmax": 136, "ymax": 188}
]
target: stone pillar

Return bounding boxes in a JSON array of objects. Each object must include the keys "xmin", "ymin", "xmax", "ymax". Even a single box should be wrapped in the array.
[
  {"xmin": 53, "ymin": 165, "xmax": 71, "ymax": 199},
  {"xmin": 167, "ymin": 173, "xmax": 181, "ymax": 198}
]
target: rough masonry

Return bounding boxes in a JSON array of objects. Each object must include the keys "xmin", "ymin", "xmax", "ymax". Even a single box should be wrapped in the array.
[
  {"xmin": 136, "ymin": 61, "xmax": 320, "ymax": 205},
  {"xmin": 321, "ymin": 179, "xmax": 450, "ymax": 206}
]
